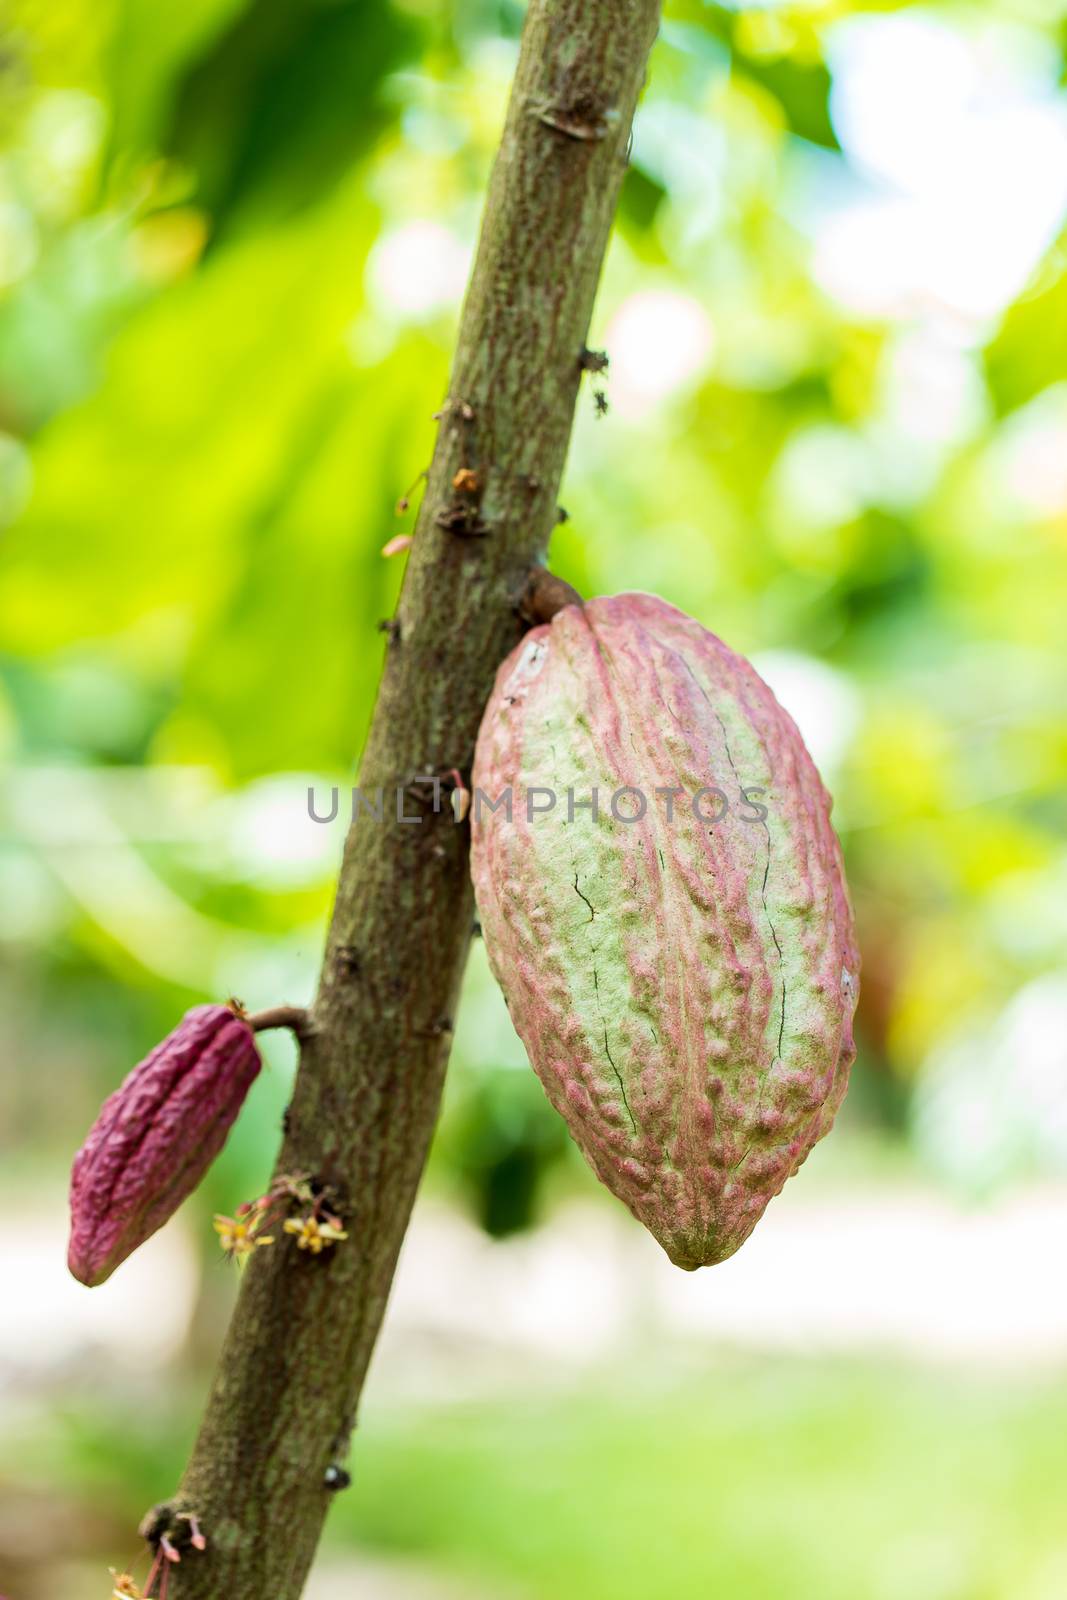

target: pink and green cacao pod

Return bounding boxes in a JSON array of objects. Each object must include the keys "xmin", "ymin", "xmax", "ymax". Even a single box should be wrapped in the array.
[
  {"xmin": 68, "ymin": 1004, "xmax": 260, "ymax": 1286},
  {"xmin": 470, "ymin": 592, "xmax": 859, "ymax": 1270}
]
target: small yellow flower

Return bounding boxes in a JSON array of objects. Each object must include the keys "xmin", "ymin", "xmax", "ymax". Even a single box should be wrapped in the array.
[
  {"xmin": 109, "ymin": 1570, "xmax": 144, "ymax": 1599},
  {"xmin": 212, "ymin": 1214, "xmax": 274, "ymax": 1263},
  {"xmin": 283, "ymin": 1214, "xmax": 348, "ymax": 1253}
]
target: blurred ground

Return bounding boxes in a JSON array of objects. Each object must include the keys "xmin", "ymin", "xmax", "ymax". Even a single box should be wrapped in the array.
[
  {"xmin": 34, "ymin": 1557, "xmax": 505, "ymax": 1600},
  {"xmin": 4, "ymin": 1160, "xmax": 1067, "ymax": 1598}
]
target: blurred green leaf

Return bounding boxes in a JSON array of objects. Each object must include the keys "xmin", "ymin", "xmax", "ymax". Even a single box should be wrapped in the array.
[
  {"xmin": 164, "ymin": 0, "xmax": 418, "ymax": 235},
  {"xmin": 104, "ymin": 0, "xmax": 254, "ymax": 164},
  {"xmin": 986, "ymin": 254, "xmax": 1067, "ymax": 414}
]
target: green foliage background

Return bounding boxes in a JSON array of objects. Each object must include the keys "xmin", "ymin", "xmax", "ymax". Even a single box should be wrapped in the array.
[{"xmin": 2, "ymin": 1, "xmax": 1067, "ymax": 1597}]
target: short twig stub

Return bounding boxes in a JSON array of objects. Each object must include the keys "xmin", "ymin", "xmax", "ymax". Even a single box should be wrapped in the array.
[
  {"xmin": 530, "ymin": 98, "xmax": 619, "ymax": 142},
  {"xmin": 518, "ymin": 567, "xmax": 583, "ymax": 627}
]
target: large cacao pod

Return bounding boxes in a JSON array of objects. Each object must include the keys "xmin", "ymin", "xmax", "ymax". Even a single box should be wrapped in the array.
[
  {"xmin": 470, "ymin": 592, "xmax": 859, "ymax": 1270},
  {"xmin": 68, "ymin": 1003, "xmax": 261, "ymax": 1285}
]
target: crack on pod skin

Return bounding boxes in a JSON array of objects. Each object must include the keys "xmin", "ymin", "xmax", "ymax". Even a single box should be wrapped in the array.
[
  {"xmin": 685, "ymin": 662, "xmax": 789, "ymax": 1114},
  {"xmin": 713, "ymin": 697, "xmax": 788, "ymax": 1078},
  {"xmin": 585, "ymin": 646, "xmax": 693, "ymax": 1146},
  {"xmin": 549, "ymin": 728, "xmax": 636, "ymax": 1139},
  {"xmin": 760, "ymin": 844, "xmax": 787, "ymax": 1060},
  {"xmin": 580, "ymin": 645, "xmax": 673, "ymax": 1140},
  {"xmin": 686, "ymin": 664, "xmax": 789, "ymax": 1070},
  {"xmin": 593, "ymin": 965, "xmax": 637, "ymax": 1134},
  {"xmin": 572, "ymin": 874, "xmax": 596, "ymax": 923}
]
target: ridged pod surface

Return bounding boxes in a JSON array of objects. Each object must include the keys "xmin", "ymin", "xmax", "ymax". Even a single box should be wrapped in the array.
[
  {"xmin": 68, "ymin": 1004, "xmax": 261, "ymax": 1286},
  {"xmin": 471, "ymin": 593, "xmax": 859, "ymax": 1269}
]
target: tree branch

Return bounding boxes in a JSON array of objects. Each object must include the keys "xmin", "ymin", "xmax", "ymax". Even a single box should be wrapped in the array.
[
  {"xmin": 160, "ymin": 4, "xmax": 661, "ymax": 1595},
  {"xmin": 246, "ymin": 1004, "xmax": 312, "ymax": 1038}
]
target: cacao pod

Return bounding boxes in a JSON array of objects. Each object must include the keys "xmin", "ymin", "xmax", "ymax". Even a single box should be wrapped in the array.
[
  {"xmin": 68, "ymin": 1003, "xmax": 261, "ymax": 1286},
  {"xmin": 470, "ymin": 592, "xmax": 859, "ymax": 1270}
]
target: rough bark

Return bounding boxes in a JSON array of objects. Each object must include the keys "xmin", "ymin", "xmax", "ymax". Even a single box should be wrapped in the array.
[{"xmin": 157, "ymin": 4, "xmax": 661, "ymax": 1595}]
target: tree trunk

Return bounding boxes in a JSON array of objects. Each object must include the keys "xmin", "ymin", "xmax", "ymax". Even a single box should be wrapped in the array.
[{"xmin": 157, "ymin": 4, "xmax": 661, "ymax": 1595}]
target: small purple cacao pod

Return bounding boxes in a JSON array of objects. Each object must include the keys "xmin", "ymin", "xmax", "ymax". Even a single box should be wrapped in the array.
[
  {"xmin": 68, "ymin": 1003, "xmax": 261, "ymax": 1286},
  {"xmin": 471, "ymin": 592, "xmax": 859, "ymax": 1270}
]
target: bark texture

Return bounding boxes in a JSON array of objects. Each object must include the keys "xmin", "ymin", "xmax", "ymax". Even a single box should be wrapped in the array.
[{"xmin": 158, "ymin": 4, "xmax": 662, "ymax": 1597}]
